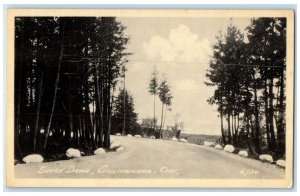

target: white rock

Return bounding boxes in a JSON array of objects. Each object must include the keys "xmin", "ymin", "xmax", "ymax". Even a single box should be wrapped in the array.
[
  {"xmin": 224, "ymin": 145, "xmax": 235, "ymax": 153},
  {"xmin": 116, "ymin": 133, "xmax": 122, "ymax": 136},
  {"xmin": 110, "ymin": 141, "xmax": 121, "ymax": 149},
  {"xmin": 215, "ymin": 144, "xmax": 223, "ymax": 150},
  {"xmin": 179, "ymin": 138, "xmax": 188, "ymax": 143},
  {"xmin": 150, "ymin": 136, "xmax": 156, "ymax": 139},
  {"xmin": 171, "ymin": 137, "xmax": 178, "ymax": 142},
  {"xmin": 66, "ymin": 148, "xmax": 81, "ymax": 158},
  {"xmin": 23, "ymin": 154, "xmax": 44, "ymax": 164},
  {"xmin": 259, "ymin": 154, "xmax": 273, "ymax": 163},
  {"xmin": 94, "ymin": 148, "xmax": 106, "ymax": 155},
  {"xmin": 127, "ymin": 134, "xmax": 132, "ymax": 137},
  {"xmin": 276, "ymin": 159, "xmax": 286, "ymax": 168},
  {"xmin": 204, "ymin": 141, "xmax": 215, "ymax": 147},
  {"xmin": 116, "ymin": 146, "xmax": 125, "ymax": 152},
  {"xmin": 134, "ymin": 135, "xmax": 142, "ymax": 138},
  {"xmin": 238, "ymin": 150, "xmax": 248, "ymax": 157}
]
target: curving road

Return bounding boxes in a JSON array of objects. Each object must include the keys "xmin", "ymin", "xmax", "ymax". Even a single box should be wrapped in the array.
[{"xmin": 15, "ymin": 136, "xmax": 285, "ymax": 178}]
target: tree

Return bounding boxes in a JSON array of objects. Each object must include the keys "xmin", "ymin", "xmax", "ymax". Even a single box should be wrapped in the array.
[
  {"xmin": 148, "ymin": 66, "xmax": 159, "ymax": 133},
  {"xmin": 14, "ymin": 17, "xmax": 130, "ymax": 158},
  {"xmin": 140, "ymin": 118, "xmax": 157, "ymax": 129},
  {"xmin": 158, "ymin": 77, "xmax": 172, "ymax": 138},
  {"xmin": 247, "ymin": 18, "xmax": 286, "ymax": 155},
  {"xmin": 206, "ymin": 18, "xmax": 287, "ymax": 158},
  {"xmin": 111, "ymin": 89, "xmax": 139, "ymax": 135},
  {"xmin": 206, "ymin": 24, "xmax": 249, "ymax": 146},
  {"xmin": 172, "ymin": 113, "xmax": 184, "ymax": 139}
]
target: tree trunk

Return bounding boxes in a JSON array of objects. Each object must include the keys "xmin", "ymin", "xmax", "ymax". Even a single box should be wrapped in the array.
[
  {"xmin": 264, "ymin": 78, "xmax": 271, "ymax": 150},
  {"xmin": 277, "ymin": 68, "xmax": 285, "ymax": 155},
  {"xmin": 220, "ymin": 107, "xmax": 226, "ymax": 145},
  {"xmin": 232, "ymin": 114, "xmax": 236, "ymax": 145},
  {"xmin": 107, "ymin": 88, "xmax": 114, "ymax": 145},
  {"xmin": 122, "ymin": 74, "xmax": 126, "ymax": 135},
  {"xmin": 33, "ymin": 72, "xmax": 43, "ymax": 152},
  {"xmin": 78, "ymin": 115, "xmax": 82, "ymax": 146},
  {"xmin": 219, "ymin": 88, "xmax": 226, "ymax": 145},
  {"xmin": 29, "ymin": 65, "xmax": 34, "ymax": 109},
  {"xmin": 103, "ymin": 79, "xmax": 111, "ymax": 149},
  {"xmin": 246, "ymin": 116, "xmax": 253, "ymax": 154},
  {"xmin": 162, "ymin": 106, "xmax": 168, "ymax": 131},
  {"xmin": 43, "ymin": 27, "xmax": 65, "ymax": 151},
  {"xmin": 250, "ymin": 116, "xmax": 255, "ymax": 142},
  {"xmin": 86, "ymin": 100, "xmax": 96, "ymax": 149},
  {"xmin": 15, "ymin": 81, "xmax": 22, "ymax": 157},
  {"xmin": 154, "ymin": 94, "xmax": 156, "ymax": 132},
  {"xmin": 268, "ymin": 77, "xmax": 276, "ymax": 151},
  {"xmin": 100, "ymin": 86, "xmax": 104, "ymax": 146},
  {"xmin": 67, "ymin": 93, "xmax": 73, "ymax": 147},
  {"xmin": 83, "ymin": 84, "xmax": 96, "ymax": 149},
  {"xmin": 227, "ymin": 112, "xmax": 232, "ymax": 144},
  {"xmin": 253, "ymin": 76, "xmax": 261, "ymax": 154},
  {"xmin": 159, "ymin": 103, "xmax": 164, "ymax": 138},
  {"xmin": 235, "ymin": 114, "xmax": 239, "ymax": 145},
  {"xmin": 94, "ymin": 63, "xmax": 103, "ymax": 147}
]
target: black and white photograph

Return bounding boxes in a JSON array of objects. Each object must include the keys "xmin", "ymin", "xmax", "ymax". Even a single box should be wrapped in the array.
[{"xmin": 6, "ymin": 9, "xmax": 294, "ymax": 188}]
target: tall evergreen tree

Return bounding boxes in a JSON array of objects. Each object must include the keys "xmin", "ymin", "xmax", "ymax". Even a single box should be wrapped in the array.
[
  {"xmin": 158, "ymin": 77, "xmax": 172, "ymax": 138},
  {"xmin": 206, "ymin": 18, "xmax": 287, "ymax": 157},
  {"xmin": 247, "ymin": 18, "xmax": 286, "ymax": 154},
  {"xmin": 206, "ymin": 24, "xmax": 249, "ymax": 146},
  {"xmin": 111, "ymin": 89, "xmax": 139, "ymax": 135}
]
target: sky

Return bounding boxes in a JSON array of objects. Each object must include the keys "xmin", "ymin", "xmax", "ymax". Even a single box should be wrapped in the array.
[{"xmin": 117, "ymin": 17, "xmax": 251, "ymax": 135}]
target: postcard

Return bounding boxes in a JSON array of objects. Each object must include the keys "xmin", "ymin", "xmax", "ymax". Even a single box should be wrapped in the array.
[{"xmin": 6, "ymin": 9, "xmax": 294, "ymax": 188}]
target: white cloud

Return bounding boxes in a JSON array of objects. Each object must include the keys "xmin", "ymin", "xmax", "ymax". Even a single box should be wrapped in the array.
[
  {"xmin": 143, "ymin": 36, "xmax": 176, "ymax": 61},
  {"xmin": 142, "ymin": 24, "xmax": 212, "ymax": 63}
]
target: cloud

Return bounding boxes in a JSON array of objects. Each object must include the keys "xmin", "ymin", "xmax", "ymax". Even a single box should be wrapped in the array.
[{"xmin": 142, "ymin": 24, "xmax": 212, "ymax": 63}]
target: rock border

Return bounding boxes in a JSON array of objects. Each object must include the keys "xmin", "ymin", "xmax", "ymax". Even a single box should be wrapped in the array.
[{"xmin": 201, "ymin": 142, "xmax": 285, "ymax": 168}]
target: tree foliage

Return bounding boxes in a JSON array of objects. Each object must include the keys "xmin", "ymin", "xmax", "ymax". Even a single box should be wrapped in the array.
[
  {"xmin": 111, "ymin": 89, "xmax": 139, "ymax": 135},
  {"xmin": 15, "ymin": 17, "xmax": 130, "ymax": 158},
  {"xmin": 206, "ymin": 18, "xmax": 286, "ymax": 158},
  {"xmin": 158, "ymin": 77, "xmax": 172, "ymax": 138}
]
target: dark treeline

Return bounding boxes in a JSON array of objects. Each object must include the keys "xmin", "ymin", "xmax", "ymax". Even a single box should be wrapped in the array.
[
  {"xmin": 15, "ymin": 17, "xmax": 129, "ymax": 158},
  {"xmin": 206, "ymin": 18, "xmax": 286, "ymax": 158}
]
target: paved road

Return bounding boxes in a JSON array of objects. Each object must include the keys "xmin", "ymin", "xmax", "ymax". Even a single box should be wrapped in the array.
[{"xmin": 15, "ymin": 136, "xmax": 285, "ymax": 178}]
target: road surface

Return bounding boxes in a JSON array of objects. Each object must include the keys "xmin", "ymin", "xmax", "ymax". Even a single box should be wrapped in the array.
[{"xmin": 15, "ymin": 136, "xmax": 285, "ymax": 178}]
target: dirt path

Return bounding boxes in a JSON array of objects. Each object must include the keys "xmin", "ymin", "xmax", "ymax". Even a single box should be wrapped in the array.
[{"xmin": 15, "ymin": 136, "xmax": 285, "ymax": 178}]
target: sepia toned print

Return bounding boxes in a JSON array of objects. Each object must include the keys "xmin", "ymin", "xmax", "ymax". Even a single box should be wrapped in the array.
[{"xmin": 6, "ymin": 9, "xmax": 294, "ymax": 188}]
